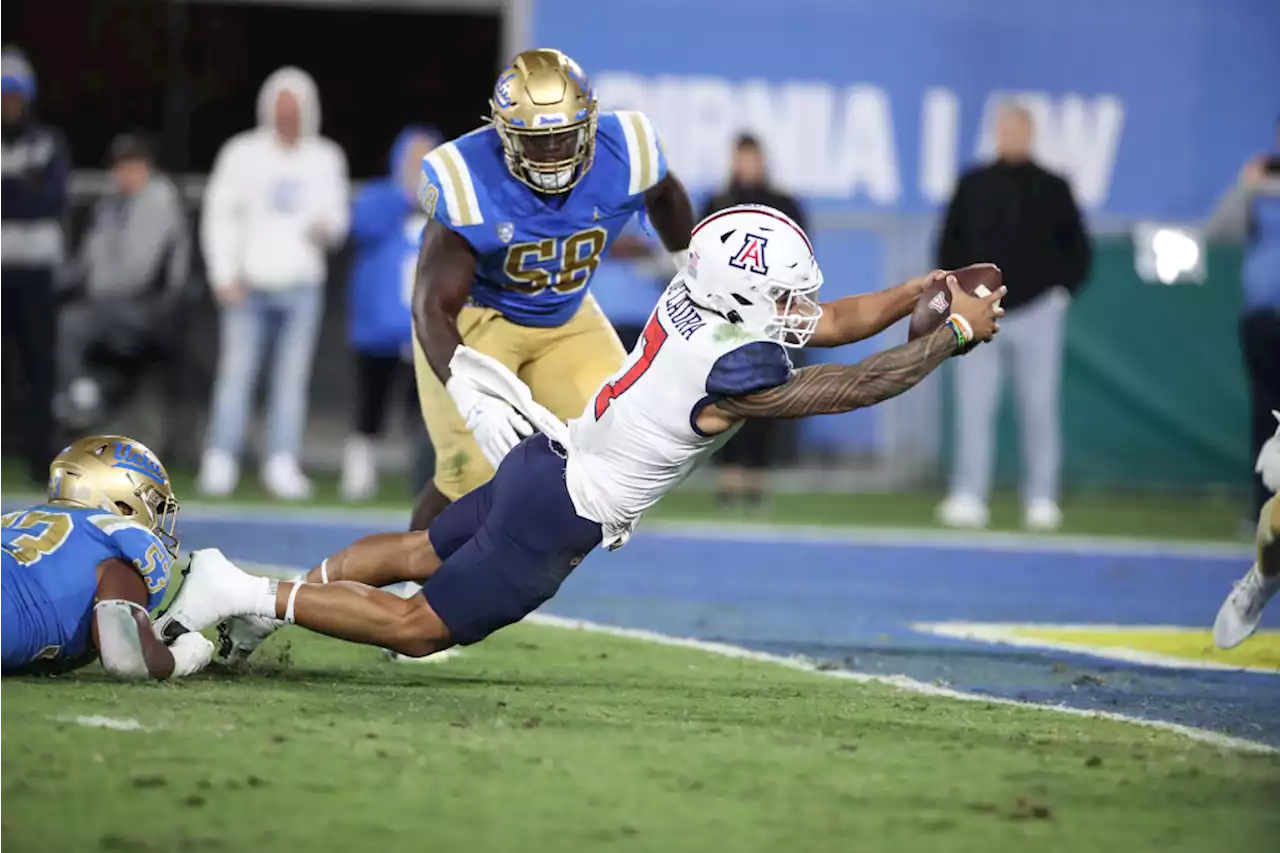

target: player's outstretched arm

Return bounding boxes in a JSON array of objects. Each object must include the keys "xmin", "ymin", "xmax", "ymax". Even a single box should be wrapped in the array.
[
  {"xmin": 714, "ymin": 326, "xmax": 961, "ymax": 422},
  {"xmin": 411, "ymin": 219, "xmax": 478, "ymax": 382},
  {"xmin": 643, "ymin": 172, "xmax": 695, "ymax": 257},
  {"xmin": 807, "ymin": 270, "xmax": 947, "ymax": 348},
  {"xmin": 93, "ymin": 559, "xmax": 210, "ymax": 680},
  {"xmin": 709, "ymin": 280, "xmax": 1003, "ymax": 425}
]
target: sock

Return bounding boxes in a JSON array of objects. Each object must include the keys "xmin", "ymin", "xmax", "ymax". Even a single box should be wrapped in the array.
[{"xmin": 255, "ymin": 578, "xmax": 282, "ymax": 620}]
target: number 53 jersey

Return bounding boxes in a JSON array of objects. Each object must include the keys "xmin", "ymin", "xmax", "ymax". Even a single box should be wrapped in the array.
[
  {"xmin": 2, "ymin": 507, "xmax": 172, "ymax": 674},
  {"xmin": 418, "ymin": 111, "xmax": 666, "ymax": 327}
]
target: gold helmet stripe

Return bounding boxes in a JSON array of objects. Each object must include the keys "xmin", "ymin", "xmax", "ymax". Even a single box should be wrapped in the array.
[
  {"xmin": 424, "ymin": 144, "xmax": 484, "ymax": 227},
  {"xmin": 617, "ymin": 110, "xmax": 661, "ymax": 195}
]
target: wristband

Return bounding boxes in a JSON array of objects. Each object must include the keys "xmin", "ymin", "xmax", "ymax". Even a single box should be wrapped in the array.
[{"xmin": 944, "ymin": 313, "xmax": 973, "ymax": 349}]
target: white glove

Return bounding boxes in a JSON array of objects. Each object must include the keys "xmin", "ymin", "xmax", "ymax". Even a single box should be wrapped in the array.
[
  {"xmin": 1257, "ymin": 410, "xmax": 1280, "ymax": 494},
  {"xmin": 169, "ymin": 632, "xmax": 214, "ymax": 679},
  {"xmin": 446, "ymin": 361, "xmax": 533, "ymax": 469}
]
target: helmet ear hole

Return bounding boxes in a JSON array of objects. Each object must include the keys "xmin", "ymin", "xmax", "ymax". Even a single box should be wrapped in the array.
[
  {"xmin": 731, "ymin": 293, "xmax": 753, "ymax": 307},
  {"xmin": 115, "ymin": 501, "xmax": 136, "ymax": 516}
]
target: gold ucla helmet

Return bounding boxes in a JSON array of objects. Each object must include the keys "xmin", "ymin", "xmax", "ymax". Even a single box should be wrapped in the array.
[
  {"xmin": 490, "ymin": 48, "xmax": 599, "ymax": 194},
  {"xmin": 47, "ymin": 435, "xmax": 180, "ymax": 557}
]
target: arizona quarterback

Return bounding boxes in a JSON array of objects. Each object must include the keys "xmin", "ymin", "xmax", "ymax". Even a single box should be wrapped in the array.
[
  {"xmin": 407, "ymin": 48, "xmax": 695, "ymax": 530},
  {"xmin": 161, "ymin": 206, "xmax": 1005, "ymax": 663}
]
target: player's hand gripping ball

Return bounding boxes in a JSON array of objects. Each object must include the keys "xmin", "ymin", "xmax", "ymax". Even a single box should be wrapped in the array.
[{"xmin": 908, "ymin": 263, "xmax": 1003, "ymax": 340}]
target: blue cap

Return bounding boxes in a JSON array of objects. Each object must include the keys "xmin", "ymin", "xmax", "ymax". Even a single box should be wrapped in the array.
[{"xmin": 2, "ymin": 50, "xmax": 36, "ymax": 102}]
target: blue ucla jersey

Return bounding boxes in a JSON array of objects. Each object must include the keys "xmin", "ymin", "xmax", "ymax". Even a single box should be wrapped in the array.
[
  {"xmin": 418, "ymin": 111, "xmax": 668, "ymax": 328},
  {"xmin": 1, "ymin": 506, "xmax": 172, "ymax": 674}
]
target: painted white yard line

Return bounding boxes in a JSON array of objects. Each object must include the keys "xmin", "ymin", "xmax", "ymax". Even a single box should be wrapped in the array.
[
  {"xmin": 141, "ymin": 501, "xmax": 1253, "ymax": 560},
  {"xmin": 911, "ymin": 622, "xmax": 1280, "ymax": 675},
  {"xmin": 230, "ymin": 561, "xmax": 1277, "ymax": 754},
  {"xmin": 56, "ymin": 715, "xmax": 151, "ymax": 732},
  {"xmin": 526, "ymin": 613, "xmax": 1278, "ymax": 755}
]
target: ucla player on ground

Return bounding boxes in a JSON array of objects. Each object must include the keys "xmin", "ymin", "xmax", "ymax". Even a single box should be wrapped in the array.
[
  {"xmin": 406, "ymin": 48, "xmax": 694, "ymax": 531},
  {"xmin": 2, "ymin": 436, "xmax": 212, "ymax": 679},
  {"xmin": 159, "ymin": 207, "xmax": 1004, "ymax": 661}
]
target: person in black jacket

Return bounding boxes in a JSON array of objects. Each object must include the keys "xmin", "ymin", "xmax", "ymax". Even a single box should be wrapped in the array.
[
  {"xmin": 1, "ymin": 48, "xmax": 71, "ymax": 483},
  {"xmin": 935, "ymin": 104, "xmax": 1092, "ymax": 531},
  {"xmin": 702, "ymin": 133, "xmax": 807, "ymax": 508}
]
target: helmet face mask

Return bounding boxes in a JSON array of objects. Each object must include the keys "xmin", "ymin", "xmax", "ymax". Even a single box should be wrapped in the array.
[
  {"xmin": 490, "ymin": 49, "xmax": 598, "ymax": 194},
  {"xmin": 684, "ymin": 205, "xmax": 824, "ymax": 349},
  {"xmin": 47, "ymin": 435, "xmax": 181, "ymax": 557}
]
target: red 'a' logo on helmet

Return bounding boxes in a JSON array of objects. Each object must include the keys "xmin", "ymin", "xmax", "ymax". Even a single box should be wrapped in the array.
[{"xmin": 728, "ymin": 234, "xmax": 769, "ymax": 275}]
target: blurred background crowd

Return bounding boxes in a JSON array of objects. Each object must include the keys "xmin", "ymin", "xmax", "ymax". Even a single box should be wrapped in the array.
[{"xmin": 2, "ymin": 0, "xmax": 1277, "ymax": 538}]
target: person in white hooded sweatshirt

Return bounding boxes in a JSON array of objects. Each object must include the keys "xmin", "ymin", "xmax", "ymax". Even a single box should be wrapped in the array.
[{"xmin": 198, "ymin": 67, "xmax": 349, "ymax": 500}]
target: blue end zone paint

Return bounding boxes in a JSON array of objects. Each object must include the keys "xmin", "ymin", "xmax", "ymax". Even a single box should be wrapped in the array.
[{"xmin": 14, "ymin": 502, "xmax": 1268, "ymax": 747}]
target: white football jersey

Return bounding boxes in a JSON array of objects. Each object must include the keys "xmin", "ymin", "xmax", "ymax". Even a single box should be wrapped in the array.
[{"xmin": 565, "ymin": 279, "xmax": 793, "ymax": 548}]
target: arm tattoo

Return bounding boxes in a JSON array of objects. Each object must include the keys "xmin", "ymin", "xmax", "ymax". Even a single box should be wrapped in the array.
[{"xmin": 718, "ymin": 327, "xmax": 960, "ymax": 419}]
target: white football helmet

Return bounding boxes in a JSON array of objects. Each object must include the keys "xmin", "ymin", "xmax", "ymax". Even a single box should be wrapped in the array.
[{"xmin": 682, "ymin": 204, "xmax": 823, "ymax": 348}]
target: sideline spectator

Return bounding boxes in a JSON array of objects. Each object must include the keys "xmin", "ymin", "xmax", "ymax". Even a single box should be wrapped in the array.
[
  {"xmin": 341, "ymin": 125, "xmax": 439, "ymax": 501},
  {"xmin": 701, "ymin": 133, "xmax": 807, "ymax": 509},
  {"xmin": 57, "ymin": 132, "xmax": 190, "ymax": 433},
  {"xmin": 1, "ymin": 48, "xmax": 70, "ymax": 483},
  {"xmin": 935, "ymin": 104, "xmax": 1091, "ymax": 531},
  {"xmin": 198, "ymin": 66, "xmax": 349, "ymax": 500},
  {"xmin": 1206, "ymin": 118, "xmax": 1280, "ymax": 518}
]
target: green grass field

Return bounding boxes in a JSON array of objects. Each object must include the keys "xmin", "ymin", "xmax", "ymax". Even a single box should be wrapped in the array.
[{"xmin": 3, "ymin": 625, "xmax": 1277, "ymax": 853}]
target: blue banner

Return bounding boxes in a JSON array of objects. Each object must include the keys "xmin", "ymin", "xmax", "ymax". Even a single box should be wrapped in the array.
[{"xmin": 534, "ymin": 0, "xmax": 1280, "ymax": 217}]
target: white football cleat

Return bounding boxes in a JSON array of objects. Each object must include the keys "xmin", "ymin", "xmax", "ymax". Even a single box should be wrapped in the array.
[
  {"xmin": 1023, "ymin": 499, "xmax": 1063, "ymax": 532},
  {"xmin": 936, "ymin": 493, "xmax": 989, "ymax": 529},
  {"xmin": 217, "ymin": 614, "xmax": 283, "ymax": 664},
  {"xmin": 154, "ymin": 549, "xmax": 269, "ymax": 643},
  {"xmin": 1213, "ymin": 565, "xmax": 1280, "ymax": 649}
]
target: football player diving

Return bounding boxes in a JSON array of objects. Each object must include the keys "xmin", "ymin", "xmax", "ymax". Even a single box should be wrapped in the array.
[
  {"xmin": 156, "ymin": 206, "xmax": 1005, "ymax": 665},
  {"xmin": 2, "ymin": 436, "xmax": 212, "ymax": 680}
]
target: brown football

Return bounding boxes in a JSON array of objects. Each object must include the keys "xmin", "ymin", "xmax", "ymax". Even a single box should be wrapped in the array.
[{"xmin": 907, "ymin": 263, "xmax": 1003, "ymax": 340}]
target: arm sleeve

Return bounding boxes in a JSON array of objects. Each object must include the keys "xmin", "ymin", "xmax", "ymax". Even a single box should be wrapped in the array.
[
  {"xmin": 0, "ymin": 128, "xmax": 71, "ymax": 219},
  {"xmin": 615, "ymin": 111, "xmax": 669, "ymax": 198},
  {"xmin": 1052, "ymin": 177, "xmax": 1092, "ymax": 292},
  {"xmin": 94, "ymin": 599, "xmax": 152, "ymax": 680},
  {"xmin": 1204, "ymin": 181, "xmax": 1253, "ymax": 244},
  {"xmin": 418, "ymin": 145, "xmax": 485, "ymax": 251},
  {"xmin": 200, "ymin": 141, "xmax": 244, "ymax": 288},
  {"xmin": 320, "ymin": 143, "xmax": 351, "ymax": 245},
  {"xmin": 26, "ymin": 129, "xmax": 71, "ymax": 218},
  {"xmin": 349, "ymin": 185, "xmax": 403, "ymax": 245},
  {"xmin": 118, "ymin": 182, "xmax": 184, "ymax": 294}
]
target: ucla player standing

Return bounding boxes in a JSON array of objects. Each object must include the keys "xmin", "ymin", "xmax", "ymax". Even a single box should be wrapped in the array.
[
  {"xmin": 407, "ymin": 48, "xmax": 695, "ymax": 529},
  {"xmin": 2, "ymin": 435, "xmax": 212, "ymax": 679}
]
